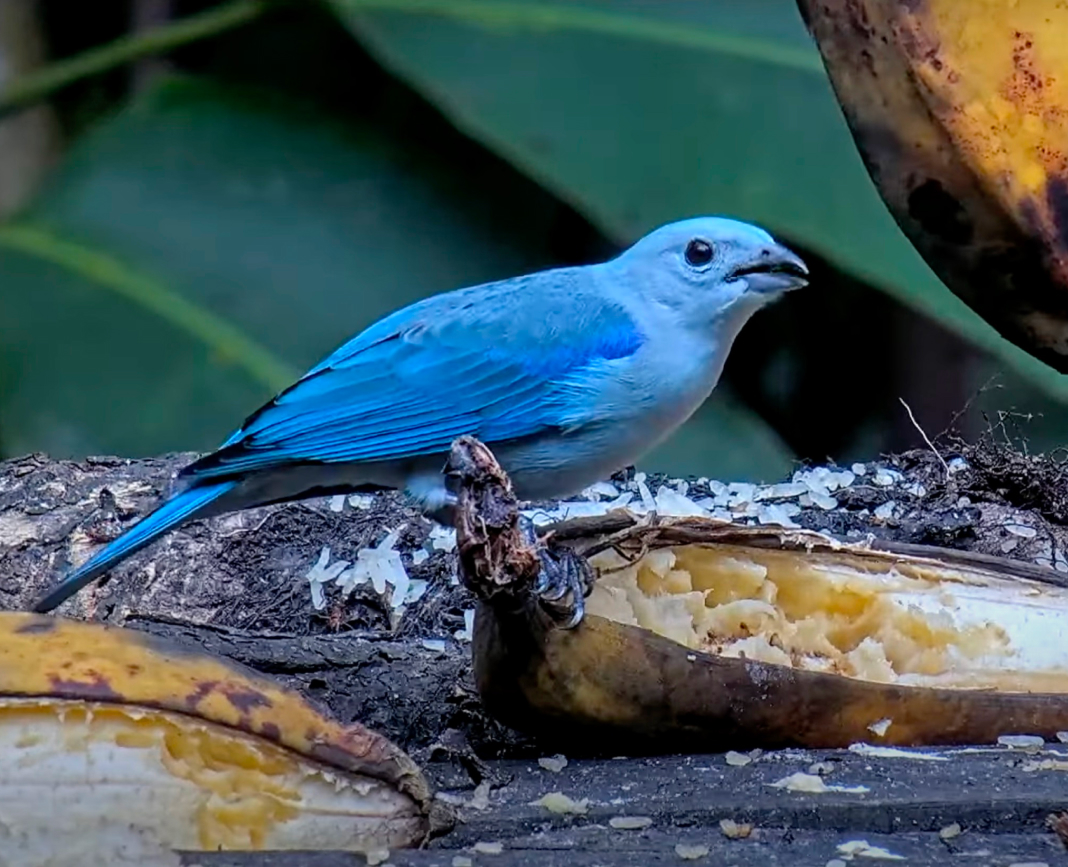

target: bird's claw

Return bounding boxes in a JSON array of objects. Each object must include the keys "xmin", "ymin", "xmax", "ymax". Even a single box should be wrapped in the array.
[{"xmin": 518, "ymin": 516, "xmax": 592, "ymax": 629}]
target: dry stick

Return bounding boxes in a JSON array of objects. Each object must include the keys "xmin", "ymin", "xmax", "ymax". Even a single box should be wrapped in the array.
[{"xmin": 899, "ymin": 397, "xmax": 950, "ymax": 476}]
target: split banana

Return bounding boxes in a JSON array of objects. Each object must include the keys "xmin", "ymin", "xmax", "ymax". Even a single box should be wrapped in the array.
[
  {"xmin": 0, "ymin": 613, "xmax": 431, "ymax": 861},
  {"xmin": 473, "ymin": 516, "xmax": 1068, "ymax": 753},
  {"xmin": 797, "ymin": 0, "xmax": 1068, "ymax": 370}
]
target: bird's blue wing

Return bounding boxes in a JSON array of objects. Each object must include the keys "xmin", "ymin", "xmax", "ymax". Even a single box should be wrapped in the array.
[{"xmin": 185, "ymin": 271, "xmax": 643, "ymax": 481}]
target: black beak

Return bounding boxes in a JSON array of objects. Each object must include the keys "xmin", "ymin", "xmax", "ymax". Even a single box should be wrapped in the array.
[{"xmin": 730, "ymin": 244, "xmax": 809, "ymax": 293}]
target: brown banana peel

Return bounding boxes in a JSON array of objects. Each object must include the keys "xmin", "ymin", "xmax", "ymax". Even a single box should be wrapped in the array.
[
  {"xmin": 450, "ymin": 439, "xmax": 1068, "ymax": 754},
  {"xmin": 797, "ymin": 0, "xmax": 1068, "ymax": 370},
  {"xmin": 0, "ymin": 613, "xmax": 432, "ymax": 858}
]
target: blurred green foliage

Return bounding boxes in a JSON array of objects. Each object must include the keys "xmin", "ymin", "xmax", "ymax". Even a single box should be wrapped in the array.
[{"xmin": 0, "ymin": 0, "xmax": 1065, "ymax": 481}]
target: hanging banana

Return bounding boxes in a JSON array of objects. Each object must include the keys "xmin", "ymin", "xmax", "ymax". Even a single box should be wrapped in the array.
[{"xmin": 796, "ymin": 0, "xmax": 1068, "ymax": 370}]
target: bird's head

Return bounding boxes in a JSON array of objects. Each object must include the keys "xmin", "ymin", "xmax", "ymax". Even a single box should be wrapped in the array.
[{"xmin": 609, "ymin": 216, "xmax": 809, "ymax": 330}]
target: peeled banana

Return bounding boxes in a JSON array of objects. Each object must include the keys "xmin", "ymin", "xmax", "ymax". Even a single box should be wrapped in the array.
[
  {"xmin": 0, "ymin": 613, "xmax": 431, "ymax": 860},
  {"xmin": 796, "ymin": 0, "xmax": 1068, "ymax": 370}
]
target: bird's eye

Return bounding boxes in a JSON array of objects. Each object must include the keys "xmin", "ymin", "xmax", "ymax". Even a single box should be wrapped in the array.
[{"xmin": 684, "ymin": 238, "xmax": 715, "ymax": 268}]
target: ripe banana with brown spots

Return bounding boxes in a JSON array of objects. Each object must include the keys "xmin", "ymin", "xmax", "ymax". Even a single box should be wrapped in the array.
[{"xmin": 796, "ymin": 0, "xmax": 1068, "ymax": 370}]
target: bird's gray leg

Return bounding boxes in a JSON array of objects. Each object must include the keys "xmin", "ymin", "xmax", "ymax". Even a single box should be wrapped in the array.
[{"xmin": 518, "ymin": 514, "xmax": 592, "ymax": 629}]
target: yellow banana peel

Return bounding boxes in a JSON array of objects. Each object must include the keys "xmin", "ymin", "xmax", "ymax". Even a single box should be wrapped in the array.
[
  {"xmin": 797, "ymin": 0, "xmax": 1068, "ymax": 369},
  {"xmin": 0, "ymin": 612, "xmax": 431, "ymax": 859}
]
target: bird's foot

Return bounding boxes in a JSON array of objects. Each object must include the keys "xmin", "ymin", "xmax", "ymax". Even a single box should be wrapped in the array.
[{"xmin": 519, "ymin": 516, "xmax": 593, "ymax": 629}]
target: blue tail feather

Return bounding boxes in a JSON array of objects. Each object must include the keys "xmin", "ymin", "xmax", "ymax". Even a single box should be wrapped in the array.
[{"xmin": 32, "ymin": 480, "xmax": 237, "ymax": 613}]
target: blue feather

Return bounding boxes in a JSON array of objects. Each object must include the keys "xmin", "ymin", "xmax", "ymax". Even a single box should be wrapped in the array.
[
  {"xmin": 31, "ymin": 480, "xmax": 236, "ymax": 612},
  {"xmin": 186, "ymin": 271, "xmax": 645, "ymax": 482}
]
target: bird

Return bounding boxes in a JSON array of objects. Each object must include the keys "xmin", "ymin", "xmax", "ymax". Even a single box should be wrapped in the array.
[{"xmin": 32, "ymin": 216, "xmax": 808, "ymax": 614}]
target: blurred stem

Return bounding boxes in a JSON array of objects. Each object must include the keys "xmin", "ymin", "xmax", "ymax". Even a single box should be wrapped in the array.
[
  {"xmin": 130, "ymin": 0, "xmax": 176, "ymax": 94},
  {"xmin": 0, "ymin": 224, "xmax": 296, "ymax": 391},
  {"xmin": 0, "ymin": 0, "xmax": 273, "ymax": 120},
  {"xmin": 334, "ymin": 0, "xmax": 823, "ymax": 73}
]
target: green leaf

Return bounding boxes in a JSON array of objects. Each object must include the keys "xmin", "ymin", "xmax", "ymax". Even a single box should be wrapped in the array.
[
  {"xmin": 330, "ymin": 0, "xmax": 1068, "ymax": 401},
  {"xmin": 0, "ymin": 75, "xmax": 791, "ymax": 481}
]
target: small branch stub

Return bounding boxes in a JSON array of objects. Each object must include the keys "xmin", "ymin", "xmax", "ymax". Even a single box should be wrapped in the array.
[
  {"xmin": 446, "ymin": 436, "xmax": 540, "ymax": 605},
  {"xmin": 446, "ymin": 437, "xmax": 593, "ymax": 627}
]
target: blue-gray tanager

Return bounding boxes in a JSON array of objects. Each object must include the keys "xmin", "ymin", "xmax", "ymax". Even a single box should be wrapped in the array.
[{"xmin": 33, "ymin": 216, "xmax": 807, "ymax": 613}]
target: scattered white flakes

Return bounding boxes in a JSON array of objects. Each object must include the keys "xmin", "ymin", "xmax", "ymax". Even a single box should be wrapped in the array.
[
  {"xmin": 836, "ymin": 839, "xmax": 904, "ymax": 860},
  {"xmin": 530, "ymin": 498, "xmax": 626, "ymax": 523},
  {"xmin": 429, "ymin": 526, "xmax": 457, "ymax": 551},
  {"xmin": 706, "ymin": 478, "xmax": 728, "ymax": 496},
  {"xmin": 531, "ymin": 791, "xmax": 588, "ymax": 814},
  {"xmin": 366, "ymin": 848, "xmax": 390, "ymax": 866},
  {"xmin": 998, "ymin": 734, "xmax": 1045, "ymax": 750},
  {"xmin": 873, "ymin": 501, "xmax": 897, "ymax": 521},
  {"xmin": 306, "ymin": 546, "xmax": 352, "ymax": 611},
  {"xmin": 848, "ymin": 743, "xmax": 947, "ymax": 761},
  {"xmin": 421, "ymin": 638, "xmax": 447, "ymax": 654},
  {"xmin": 582, "ymin": 480, "xmax": 620, "ymax": 500},
  {"xmin": 469, "ymin": 780, "xmax": 492, "ymax": 811},
  {"xmin": 755, "ymin": 482, "xmax": 808, "ymax": 501},
  {"xmin": 756, "ymin": 502, "xmax": 801, "ymax": 529},
  {"xmin": 654, "ymin": 486, "xmax": 711, "ymax": 517},
  {"xmin": 1056, "ymin": 548, "xmax": 1068, "ymax": 573},
  {"xmin": 938, "ymin": 822, "xmax": 962, "ymax": 840},
  {"xmin": 610, "ymin": 815, "xmax": 653, "ymax": 830},
  {"xmin": 1005, "ymin": 523, "xmax": 1038, "ymax": 539},
  {"xmin": 719, "ymin": 818, "xmax": 753, "ymax": 839},
  {"xmin": 389, "ymin": 567, "xmax": 410, "ymax": 609},
  {"xmin": 538, "ymin": 755, "xmax": 568, "ymax": 773},
  {"xmin": 1022, "ymin": 759, "xmax": 1068, "ymax": 772},
  {"xmin": 809, "ymin": 490, "xmax": 838, "ymax": 510},
  {"xmin": 472, "ymin": 841, "xmax": 504, "ymax": 855},
  {"xmin": 769, "ymin": 772, "xmax": 869, "ymax": 794},
  {"xmin": 404, "ymin": 579, "xmax": 429, "ymax": 605},
  {"xmin": 348, "ymin": 493, "xmax": 375, "ymax": 509},
  {"xmin": 411, "ymin": 548, "xmax": 430, "ymax": 566},
  {"xmin": 329, "ymin": 494, "xmax": 346, "ymax": 512},
  {"xmin": 851, "ymin": 463, "xmax": 867, "ymax": 476},
  {"xmin": 675, "ymin": 843, "xmax": 710, "ymax": 860},
  {"xmin": 728, "ymin": 482, "xmax": 757, "ymax": 507},
  {"xmin": 452, "ymin": 858, "xmax": 473, "ymax": 867},
  {"xmin": 725, "ymin": 750, "xmax": 752, "ymax": 767},
  {"xmin": 334, "ymin": 530, "xmax": 410, "ymax": 608},
  {"xmin": 868, "ymin": 719, "xmax": 892, "ymax": 737},
  {"xmin": 636, "ymin": 476, "xmax": 656, "ymax": 512},
  {"xmin": 795, "ymin": 466, "xmax": 855, "ymax": 492},
  {"xmin": 454, "ymin": 609, "xmax": 475, "ymax": 643},
  {"xmin": 905, "ymin": 482, "xmax": 926, "ymax": 498}
]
